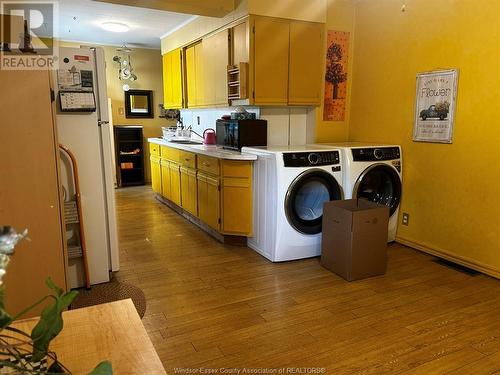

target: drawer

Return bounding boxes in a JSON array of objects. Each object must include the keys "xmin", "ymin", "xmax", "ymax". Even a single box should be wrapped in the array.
[
  {"xmin": 179, "ymin": 150, "xmax": 197, "ymax": 169},
  {"xmin": 198, "ymin": 155, "xmax": 220, "ymax": 176},
  {"xmin": 160, "ymin": 145, "xmax": 179, "ymax": 162},
  {"xmin": 221, "ymin": 160, "xmax": 252, "ymax": 178},
  {"xmin": 149, "ymin": 142, "xmax": 160, "ymax": 156}
]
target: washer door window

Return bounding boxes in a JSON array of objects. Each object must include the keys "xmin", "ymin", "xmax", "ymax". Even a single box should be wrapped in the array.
[
  {"xmin": 285, "ymin": 170, "xmax": 342, "ymax": 235},
  {"xmin": 354, "ymin": 164, "xmax": 401, "ymax": 216}
]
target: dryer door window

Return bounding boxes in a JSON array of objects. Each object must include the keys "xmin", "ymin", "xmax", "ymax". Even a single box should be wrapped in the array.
[
  {"xmin": 285, "ymin": 170, "xmax": 342, "ymax": 235},
  {"xmin": 354, "ymin": 164, "xmax": 401, "ymax": 216}
]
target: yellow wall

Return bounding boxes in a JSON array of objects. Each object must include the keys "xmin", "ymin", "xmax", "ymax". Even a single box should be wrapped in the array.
[
  {"xmin": 60, "ymin": 41, "xmax": 170, "ymax": 181},
  {"xmin": 348, "ymin": 0, "xmax": 500, "ymax": 276},
  {"xmin": 314, "ymin": 0, "xmax": 355, "ymax": 143}
]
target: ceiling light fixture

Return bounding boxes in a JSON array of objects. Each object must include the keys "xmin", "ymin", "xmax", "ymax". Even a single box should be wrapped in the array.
[{"xmin": 101, "ymin": 22, "xmax": 129, "ymax": 33}]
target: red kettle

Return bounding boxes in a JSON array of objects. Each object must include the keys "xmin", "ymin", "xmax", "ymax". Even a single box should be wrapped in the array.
[{"xmin": 203, "ymin": 128, "xmax": 216, "ymax": 145}]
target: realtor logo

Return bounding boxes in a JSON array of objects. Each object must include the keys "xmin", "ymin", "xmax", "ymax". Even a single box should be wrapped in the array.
[{"xmin": 0, "ymin": 1, "xmax": 59, "ymax": 69}]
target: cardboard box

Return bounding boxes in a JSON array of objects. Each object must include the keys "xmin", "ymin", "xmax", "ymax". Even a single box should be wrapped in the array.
[{"xmin": 321, "ymin": 199, "xmax": 389, "ymax": 281}]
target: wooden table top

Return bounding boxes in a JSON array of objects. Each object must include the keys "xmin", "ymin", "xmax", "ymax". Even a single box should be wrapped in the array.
[{"xmin": 12, "ymin": 299, "xmax": 166, "ymax": 374}]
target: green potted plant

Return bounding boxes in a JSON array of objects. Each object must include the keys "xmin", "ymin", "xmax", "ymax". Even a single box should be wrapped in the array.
[{"xmin": 0, "ymin": 226, "xmax": 112, "ymax": 374}]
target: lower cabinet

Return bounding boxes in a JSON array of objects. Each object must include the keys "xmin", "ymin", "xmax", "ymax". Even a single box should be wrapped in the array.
[
  {"xmin": 221, "ymin": 160, "xmax": 253, "ymax": 236},
  {"xmin": 169, "ymin": 162, "xmax": 182, "ymax": 206},
  {"xmin": 149, "ymin": 143, "xmax": 253, "ymax": 237},
  {"xmin": 197, "ymin": 173, "xmax": 220, "ymax": 231},
  {"xmin": 150, "ymin": 156, "xmax": 162, "ymax": 193},
  {"xmin": 180, "ymin": 166, "xmax": 198, "ymax": 216},
  {"xmin": 160, "ymin": 159, "xmax": 171, "ymax": 199}
]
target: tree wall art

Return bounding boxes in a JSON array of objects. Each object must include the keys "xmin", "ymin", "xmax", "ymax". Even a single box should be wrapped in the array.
[{"xmin": 323, "ymin": 30, "xmax": 350, "ymax": 121}]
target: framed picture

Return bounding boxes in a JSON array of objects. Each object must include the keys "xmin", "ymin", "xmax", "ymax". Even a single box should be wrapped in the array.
[
  {"xmin": 323, "ymin": 30, "xmax": 350, "ymax": 121},
  {"xmin": 124, "ymin": 89, "xmax": 154, "ymax": 118},
  {"xmin": 413, "ymin": 69, "xmax": 458, "ymax": 143}
]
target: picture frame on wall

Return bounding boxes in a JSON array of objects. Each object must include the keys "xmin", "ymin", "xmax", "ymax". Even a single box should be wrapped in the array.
[{"xmin": 413, "ymin": 69, "xmax": 458, "ymax": 143}]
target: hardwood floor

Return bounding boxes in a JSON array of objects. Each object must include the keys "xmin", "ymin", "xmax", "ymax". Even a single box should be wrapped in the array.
[{"xmin": 115, "ymin": 186, "xmax": 500, "ymax": 374}]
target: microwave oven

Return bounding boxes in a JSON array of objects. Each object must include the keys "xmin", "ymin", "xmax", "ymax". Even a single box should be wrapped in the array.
[{"xmin": 216, "ymin": 119, "xmax": 267, "ymax": 151}]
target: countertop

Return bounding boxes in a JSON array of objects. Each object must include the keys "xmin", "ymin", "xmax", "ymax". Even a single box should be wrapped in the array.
[
  {"xmin": 12, "ymin": 299, "xmax": 166, "ymax": 374},
  {"xmin": 148, "ymin": 137, "xmax": 257, "ymax": 161}
]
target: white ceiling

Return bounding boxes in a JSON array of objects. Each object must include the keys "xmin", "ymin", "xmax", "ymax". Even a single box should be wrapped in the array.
[{"xmin": 57, "ymin": 0, "xmax": 196, "ymax": 49}]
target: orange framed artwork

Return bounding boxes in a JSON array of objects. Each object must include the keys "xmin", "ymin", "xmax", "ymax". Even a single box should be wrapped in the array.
[{"xmin": 323, "ymin": 31, "xmax": 350, "ymax": 121}]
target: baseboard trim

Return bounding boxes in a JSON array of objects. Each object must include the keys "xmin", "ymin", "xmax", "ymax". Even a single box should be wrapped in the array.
[{"xmin": 396, "ymin": 236, "xmax": 500, "ymax": 279}]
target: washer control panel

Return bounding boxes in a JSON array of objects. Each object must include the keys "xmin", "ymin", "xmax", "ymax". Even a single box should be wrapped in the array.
[
  {"xmin": 352, "ymin": 147, "xmax": 400, "ymax": 161},
  {"xmin": 283, "ymin": 151, "xmax": 340, "ymax": 167}
]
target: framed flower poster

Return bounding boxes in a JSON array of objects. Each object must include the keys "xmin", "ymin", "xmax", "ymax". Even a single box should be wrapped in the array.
[{"xmin": 413, "ymin": 69, "xmax": 458, "ymax": 143}]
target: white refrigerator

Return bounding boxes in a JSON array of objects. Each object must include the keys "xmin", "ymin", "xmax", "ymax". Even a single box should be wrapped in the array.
[{"xmin": 55, "ymin": 46, "xmax": 119, "ymax": 288}]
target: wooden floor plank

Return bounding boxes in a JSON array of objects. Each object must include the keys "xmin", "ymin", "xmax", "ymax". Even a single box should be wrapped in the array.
[{"xmin": 115, "ymin": 186, "xmax": 500, "ymax": 373}]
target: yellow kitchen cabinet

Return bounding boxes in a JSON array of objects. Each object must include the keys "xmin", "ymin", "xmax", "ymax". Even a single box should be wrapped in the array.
[
  {"xmin": 185, "ymin": 42, "xmax": 205, "ymax": 108},
  {"xmin": 197, "ymin": 173, "xmax": 220, "ymax": 231},
  {"xmin": 198, "ymin": 155, "xmax": 220, "ymax": 175},
  {"xmin": 171, "ymin": 48, "xmax": 183, "ymax": 108},
  {"xmin": 180, "ymin": 166, "xmax": 198, "ymax": 216},
  {"xmin": 162, "ymin": 48, "xmax": 183, "ymax": 109},
  {"xmin": 185, "ymin": 44, "xmax": 196, "ymax": 107},
  {"xmin": 194, "ymin": 43, "xmax": 205, "ymax": 107},
  {"xmin": 179, "ymin": 150, "xmax": 196, "ymax": 169},
  {"xmin": 162, "ymin": 53, "xmax": 173, "ymax": 108},
  {"xmin": 150, "ymin": 155, "xmax": 162, "ymax": 193},
  {"xmin": 160, "ymin": 159, "xmax": 171, "ymax": 200},
  {"xmin": 221, "ymin": 160, "xmax": 253, "ymax": 236},
  {"xmin": 203, "ymin": 29, "xmax": 229, "ymax": 106},
  {"xmin": 252, "ymin": 16, "xmax": 290, "ymax": 105},
  {"xmin": 231, "ymin": 20, "xmax": 249, "ymax": 65},
  {"xmin": 149, "ymin": 142, "xmax": 253, "ymax": 237},
  {"xmin": 288, "ymin": 21, "xmax": 323, "ymax": 105},
  {"xmin": 149, "ymin": 142, "xmax": 160, "ymax": 156},
  {"xmin": 169, "ymin": 162, "xmax": 182, "ymax": 206}
]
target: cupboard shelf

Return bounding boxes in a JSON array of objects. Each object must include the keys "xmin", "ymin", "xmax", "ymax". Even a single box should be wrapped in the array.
[
  {"xmin": 227, "ymin": 62, "xmax": 248, "ymax": 102},
  {"xmin": 114, "ymin": 126, "xmax": 145, "ymax": 187}
]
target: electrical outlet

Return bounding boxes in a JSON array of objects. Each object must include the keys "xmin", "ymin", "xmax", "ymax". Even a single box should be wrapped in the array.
[{"xmin": 402, "ymin": 213, "xmax": 410, "ymax": 226}]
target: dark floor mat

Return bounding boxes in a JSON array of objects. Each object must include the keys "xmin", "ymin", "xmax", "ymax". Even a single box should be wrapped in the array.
[{"xmin": 71, "ymin": 280, "xmax": 146, "ymax": 318}]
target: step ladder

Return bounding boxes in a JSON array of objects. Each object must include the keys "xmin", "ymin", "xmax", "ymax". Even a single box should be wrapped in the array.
[{"xmin": 59, "ymin": 144, "xmax": 90, "ymax": 289}]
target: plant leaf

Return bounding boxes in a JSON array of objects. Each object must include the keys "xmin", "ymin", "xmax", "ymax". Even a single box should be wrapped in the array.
[
  {"xmin": 46, "ymin": 277, "xmax": 64, "ymax": 297},
  {"xmin": 0, "ymin": 286, "xmax": 12, "ymax": 329},
  {"xmin": 30, "ymin": 279, "xmax": 78, "ymax": 362},
  {"xmin": 87, "ymin": 361, "xmax": 113, "ymax": 375}
]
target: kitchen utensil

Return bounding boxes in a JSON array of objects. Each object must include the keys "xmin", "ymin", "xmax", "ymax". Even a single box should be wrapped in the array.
[
  {"xmin": 176, "ymin": 127, "xmax": 191, "ymax": 138},
  {"xmin": 203, "ymin": 128, "xmax": 216, "ymax": 145}
]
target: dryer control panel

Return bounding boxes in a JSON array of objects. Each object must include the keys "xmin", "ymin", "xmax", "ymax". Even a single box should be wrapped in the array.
[
  {"xmin": 283, "ymin": 151, "xmax": 340, "ymax": 167},
  {"xmin": 352, "ymin": 147, "xmax": 400, "ymax": 161}
]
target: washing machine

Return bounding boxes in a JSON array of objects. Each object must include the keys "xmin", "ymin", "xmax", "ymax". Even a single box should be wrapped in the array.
[
  {"xmin": 241, "ymin": 145, "xmax": 344, "ymax": 262},
  {"xmin": 316, "ymin": 143, "xmax": 402, "ymax": 242}
]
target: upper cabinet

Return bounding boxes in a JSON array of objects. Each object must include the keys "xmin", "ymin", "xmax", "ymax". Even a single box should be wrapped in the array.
[
  {"xmin": 161, "ymin": 15, "xmax": 324, "ymax": 109},
  {"xmin": 185, "ymin": 42, "xmax": 205, "ymax": 108},
  {"xmin": 288, "ymin": 21, "xmax": 323, "ymax": 105},
  {"xmin": 252, "ymin": 16, "xmax": 289, "ymax": 105},
  {"xmin": 203, "ymin": 29, "xmax": 229, "ymax": 107},
  {"xmin": 162, "ymin": 48, "xmax": 183, "ymax": 109},
  {"xmin": 184, "ymin": 31, "xmax": 229, "ymax": 108},
  {"xmin": 250, "ymin": 15, "xmax": 323, "ymax": 106}
]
